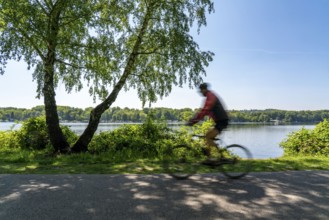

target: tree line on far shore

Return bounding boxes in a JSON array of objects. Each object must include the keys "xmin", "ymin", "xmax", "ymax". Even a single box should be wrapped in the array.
[{"xmin": 1, "ymin": 106, "xmax": 329, "ymax": 124}]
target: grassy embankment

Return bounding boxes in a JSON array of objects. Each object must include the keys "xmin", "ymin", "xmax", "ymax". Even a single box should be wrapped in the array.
[
  {"xmin": 1, "ymin": 117, "xmax": 328, "ymax": 175},
  {"xmin": 1, "ymin": 148, "xmax": 328, "ymax": 174}
]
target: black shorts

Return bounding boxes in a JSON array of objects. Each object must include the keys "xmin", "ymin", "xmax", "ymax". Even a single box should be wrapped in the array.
[{"xmin": 215, "ymin": 120, "xmax": 229, "ymax": 132}]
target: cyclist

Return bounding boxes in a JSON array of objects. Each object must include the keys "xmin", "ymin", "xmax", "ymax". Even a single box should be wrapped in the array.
[{"xmin": 187, "ymin": 82, "xmax": 229, "ymax": 164}]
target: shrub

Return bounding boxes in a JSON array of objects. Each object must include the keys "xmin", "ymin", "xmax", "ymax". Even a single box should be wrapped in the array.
[
  {"xmin": 17, "ymin": 116, "xmax": 49, "ymax": 150},
  {"xmin": 312, "ymin": 119, "xmax": 329, "ymax": 155},
  {"xmin": 280, "ymin": 119, "xmax": 329, "ymax": 156},
  {"xmin": 61, "ymin": 125, "xmax": 79, "ymax": 146},
  {"xmin": 88, "ymin": 115, "xmax": 211, "ymax": 161},
  {"xmin": 88, "ymin": 116, "xmax": 187, "ymax": 159},
  {"xmin": 0, "ymin": 131, "xmax": 20, "ymax": 150},
  {"xmin": 16, "ymin": 116, "xmax": 77, "ymax": 150},
  {"xmin": 88, "ymin": 124, "xmax": 169, "ymax": 158}
]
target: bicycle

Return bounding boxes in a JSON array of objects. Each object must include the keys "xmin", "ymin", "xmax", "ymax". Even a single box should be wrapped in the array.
[{"xmin": 163, "ymin": 135, "xmax": 253, "ymax": 180}]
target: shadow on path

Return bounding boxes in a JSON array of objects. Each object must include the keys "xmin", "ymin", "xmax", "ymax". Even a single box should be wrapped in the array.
[{"xmin": 0, "ymin": 171, "xmax": 328, "ymax": 219}]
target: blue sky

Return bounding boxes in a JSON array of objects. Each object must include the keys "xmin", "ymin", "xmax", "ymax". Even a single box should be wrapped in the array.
[{"xmin": 1, "ymin": 0, "xmax": 329, "ymax": 110}]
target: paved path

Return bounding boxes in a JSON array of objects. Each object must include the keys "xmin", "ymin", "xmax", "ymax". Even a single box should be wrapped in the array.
[{"xmin": 1, "ymin": 171, "xmax": 328, "ymax": 220}]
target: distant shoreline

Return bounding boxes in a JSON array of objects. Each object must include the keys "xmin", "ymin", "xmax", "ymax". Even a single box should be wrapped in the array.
[
  {"xmin": 0, "ymin": 121, "xmax": 318, "ymax": 126},
  {"xmin": 1, "ymin": 106, "xmax": 328, "ymax": 124}
]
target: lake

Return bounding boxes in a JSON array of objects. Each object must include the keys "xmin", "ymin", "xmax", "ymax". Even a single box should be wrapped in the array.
[{"xmin": 0, "ymin": 122, "xmax": 315, "ymax": 159}]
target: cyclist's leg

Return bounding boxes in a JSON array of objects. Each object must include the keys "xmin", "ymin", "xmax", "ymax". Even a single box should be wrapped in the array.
[
  {"xmin": 205, "ymin": 127, "xmax": 220, "ymax": 157},
  {"xmin": 205, "ymin": 120, "xmax": 228, "ymax": 156}
]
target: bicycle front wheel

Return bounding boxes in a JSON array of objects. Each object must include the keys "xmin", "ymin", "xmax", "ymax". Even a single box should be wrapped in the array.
[
  {"xmin": 163, "ymin": 144, "xmax": 199, "ymax": 180},
  {"xmin": 220, "ymin": 144, "xmax": 252, "ymax": 179}
]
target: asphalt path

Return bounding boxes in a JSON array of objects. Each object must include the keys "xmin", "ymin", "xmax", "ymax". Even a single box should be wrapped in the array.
[{"xmin": 1, "ymin": 171, "xmax": 328, "ymax": 220}]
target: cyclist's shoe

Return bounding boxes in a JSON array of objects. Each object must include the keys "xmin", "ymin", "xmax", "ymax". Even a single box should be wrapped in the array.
[{"xmin": 201, "ymin": 158, "xmax": 220, "ymax": 166}]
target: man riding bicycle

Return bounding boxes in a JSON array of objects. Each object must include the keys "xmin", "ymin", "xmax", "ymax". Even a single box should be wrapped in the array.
[{"xmin": 187, "ymin": 83, "xmax": 229, "ymax": 164}]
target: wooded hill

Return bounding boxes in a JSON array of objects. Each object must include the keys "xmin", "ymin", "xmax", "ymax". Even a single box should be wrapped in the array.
[{"xmin": 1, "ymin": 106, "xmax": 329, "ymax": 123}]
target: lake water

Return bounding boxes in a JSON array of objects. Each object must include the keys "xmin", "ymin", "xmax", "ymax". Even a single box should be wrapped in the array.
[{"xmin": 0, "ymin": 122, "xmax": 315, "ymax": 159}]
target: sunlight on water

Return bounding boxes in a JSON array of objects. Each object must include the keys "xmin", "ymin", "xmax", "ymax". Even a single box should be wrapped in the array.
[{"xmin": 221, "ymin": 124, "xmax": 315, "ymax": 159}]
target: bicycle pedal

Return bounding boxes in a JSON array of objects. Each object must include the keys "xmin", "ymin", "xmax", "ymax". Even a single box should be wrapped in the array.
[
  {"xmin": 220, "ymin": 158, "xmax": 235, "ymax": 164},
  {"xmin": 201, "ymin": 159, "xmax": 220, "ymax": 166}
]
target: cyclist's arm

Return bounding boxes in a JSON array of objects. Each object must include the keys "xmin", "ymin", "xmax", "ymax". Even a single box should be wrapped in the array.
[{"xmin": 189, "ymin": 92, "xmax": 217, "ymax": 125}]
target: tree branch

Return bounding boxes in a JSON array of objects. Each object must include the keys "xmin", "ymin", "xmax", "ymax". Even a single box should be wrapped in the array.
[
  {"xmin": 27, "ymin": 17, "xmax": 48, "ymax": 42},
  {"xmin": 103, "ymin": 1, "xmax": 156, "ymax": 106},
  {"xmin": 15, "ymin": 27, "xmax": 46, "ymax": 61},
  {"xmin": 34, "ymin": 0, "xmax": 49, "ymax": 15},
  {"xmin": 56, "ymin": 42, "xmax": 95, "ymax": 50},
  {"xmin": 55, "ymin": 59, "xmax": 86, "ymax": 69},
  {"xmin": 59, "ymin": 15, "xmax": 88, "ymax": 27},
  {"xmin": 44, "ymin": 0, "xmax": 53, "ymax": 9},
  {"xmin": 137, "ymin": 50, "xmax": 169, "ymax": 56},
  {"xmin": 136, "ymin": 45, "xmax": 169, "ymax": 56}
]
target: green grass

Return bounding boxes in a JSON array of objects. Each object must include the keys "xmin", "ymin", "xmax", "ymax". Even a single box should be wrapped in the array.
[{"xmin": 0, "ymin": 148, "xmax": 328, "ymax": 174}]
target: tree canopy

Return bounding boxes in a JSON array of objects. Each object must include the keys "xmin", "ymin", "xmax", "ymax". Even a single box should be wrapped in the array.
[
  {"xmin": 1, "ymin": 0, "xmax": 215, "ymax": 152},
  {"xmin": 1, "ymin": 0, "xmax": 214, "ymax": 102}
]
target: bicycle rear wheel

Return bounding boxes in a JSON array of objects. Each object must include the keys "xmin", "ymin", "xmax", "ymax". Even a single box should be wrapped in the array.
[
  {"xmin": 163, "ymin": 144, "xmax": 200, "ymax": 180},
  {"xmin": 220, "ymin": 144, "xmax": 252, "ymax": 179}
]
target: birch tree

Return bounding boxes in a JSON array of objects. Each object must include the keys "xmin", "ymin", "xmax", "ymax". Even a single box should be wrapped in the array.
[{"xmin": 0, "ymin": 0, "xmax": 215, "ymax": 153}]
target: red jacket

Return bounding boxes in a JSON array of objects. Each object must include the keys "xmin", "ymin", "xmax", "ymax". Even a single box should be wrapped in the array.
[{"xmin": 190, "ymin": 91, "xmax": 228, "ymax": 124}]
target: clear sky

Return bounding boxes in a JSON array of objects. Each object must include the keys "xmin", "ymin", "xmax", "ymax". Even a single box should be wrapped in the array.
[{"xmin": 1, "ymin": 0, "xmax": 329, "ymax": 110}]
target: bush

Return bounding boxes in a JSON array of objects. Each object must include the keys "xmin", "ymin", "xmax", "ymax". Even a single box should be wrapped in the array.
[
  {"xmin": 0, "ymin": 131, "xmax": 20, "ymax": 150},
  {"xmin": 16, "ymin": 116, "xmax": 77, "ymax": 150},
  {"xmin": 87, "ymin": 115, "xmax": 213, "ymax": 161},
  {"xmin": 313, "ymin": 120, "xmax": 329, "ymax": 155},
  {"xmin": 61, "ymin": 125, "xmax": 79, "ymax": 146},
  {"xmin": 280, "ymin": 119, "xmax": 329, "ymax": 156},
  {"xmin": 17, "ymin": 116, "xmax": 49, "ymax": 150},
  {"xmin": 88, "ymin": 117, "xmax": 187, "ymax": 159}
]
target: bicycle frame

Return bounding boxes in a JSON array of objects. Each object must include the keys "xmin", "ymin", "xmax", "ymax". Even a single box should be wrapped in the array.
[{"xmin": 163, "ymin": 134, "xmax": 253, "ymax": 179}]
